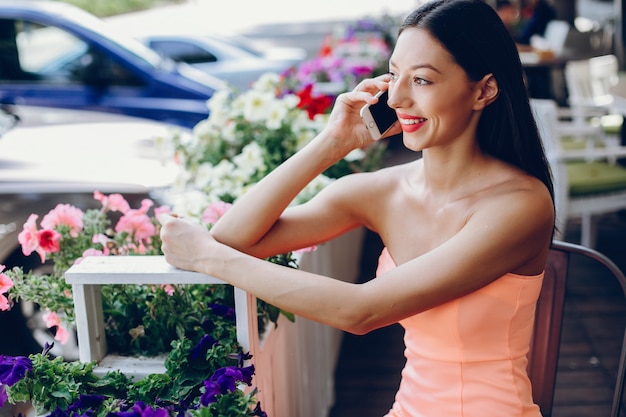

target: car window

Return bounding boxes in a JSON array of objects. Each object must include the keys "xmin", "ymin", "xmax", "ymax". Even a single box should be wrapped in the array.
[
  {"xmin": 215, "ymin": 35, "xmax": 263, "ymax": 58},
  {"xmin": 148, "ymin": 40, "xmax": 218, "ymax": 64},
  {"xmin": 0, "ymin": 18, "xmax": 143, "ymax": 87}
]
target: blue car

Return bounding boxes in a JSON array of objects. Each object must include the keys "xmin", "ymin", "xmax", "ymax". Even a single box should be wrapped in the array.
[{"xmin": 0, "ymin": 0, "xmax": 226, "ymax": 128}]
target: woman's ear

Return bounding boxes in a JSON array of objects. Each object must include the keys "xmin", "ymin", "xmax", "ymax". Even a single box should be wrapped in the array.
[{"xmin": 473, "ymin": 73, "xmax": 499, "ymax": 110}]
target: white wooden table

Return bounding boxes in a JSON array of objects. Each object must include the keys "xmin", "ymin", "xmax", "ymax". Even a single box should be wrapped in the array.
[{"xmin": 64, "ymin": 256, "xmax": 257, "ymax": 378}]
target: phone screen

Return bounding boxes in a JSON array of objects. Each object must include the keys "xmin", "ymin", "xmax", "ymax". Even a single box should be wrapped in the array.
[{"xmin": 368, "ymin": 91, "xmax": 397, "ymax": 135}]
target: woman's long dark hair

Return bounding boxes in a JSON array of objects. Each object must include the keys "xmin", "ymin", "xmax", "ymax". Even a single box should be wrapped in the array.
[{"xmin": 400, "ymin": 0, "xmax": 555, "ymax": 217}]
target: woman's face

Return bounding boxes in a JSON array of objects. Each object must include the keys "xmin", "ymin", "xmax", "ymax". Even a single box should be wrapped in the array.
[{"xmin": 387, "ymin": 28, "xmax": 484, "ymax": 151}]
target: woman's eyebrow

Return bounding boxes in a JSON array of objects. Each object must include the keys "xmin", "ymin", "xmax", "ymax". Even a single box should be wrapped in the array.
[{"xmin": 389, "ymin": 60, "xmax": 442, "ymax": 74}]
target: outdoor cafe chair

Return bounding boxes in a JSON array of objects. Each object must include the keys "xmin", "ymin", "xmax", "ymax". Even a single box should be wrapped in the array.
[
  {"xmin": 530, "ymin": 98, "xmax": 626, "ymax": 248},
  {"xmin": 528, "ymin": 240, "xmax": 626, "ymax": 416}
]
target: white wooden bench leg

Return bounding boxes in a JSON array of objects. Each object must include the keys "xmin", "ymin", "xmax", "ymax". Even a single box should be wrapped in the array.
[
  {"xmin": 234, "ymin": 288, "xmax": 258, "ymax": 357},
  {"xmin": 72, "ymin": 283, "xmax": 107, "ymax": 363}
]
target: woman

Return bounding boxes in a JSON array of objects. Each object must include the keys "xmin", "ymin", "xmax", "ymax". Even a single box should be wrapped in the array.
[{"xmin": 160, "ymin": 0, "xmax": 556, "ymax": 415}]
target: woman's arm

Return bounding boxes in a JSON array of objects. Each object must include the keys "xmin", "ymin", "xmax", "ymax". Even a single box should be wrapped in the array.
[
  {"xmin": 210, "ymin": 76, "xmax": 398, "ymax": 257},
  {"xmin": 160, "ymin": 178, "xmax": 554, "ymax": 335}
]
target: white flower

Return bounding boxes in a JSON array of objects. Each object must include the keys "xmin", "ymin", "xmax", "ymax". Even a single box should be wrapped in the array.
[
  {"xmin": 165, "ymin": 69, "xmax": 385, "ymax": 215},
  {"xmin": 241, "ymin": 90, "xmax": 276, "ymax": 123},
  {"xmin": 192, "ymin": 119, "xmax": 213, "ymax": 141},
  {"xmin": 252, "ymin": 73, "xmax": 281, "ymax": 92},
  {"xmin": 282, "ymin": 94, "xmax": 300, "ymax": 109},
  {"xmin": 194, "ymin": 162, "xmax": 216, "ymax": 190},
  {"xmin": 233, "ymin": 143, "xmax": 266, "ymax": 178},
  {"xmin": 170, "ymin": 190, "xmax": 213, "ymax": 219},
  {"xmin": 293, "ymin": 175, "xmax": 335, "ymax": 206},
  {"xmin": 206, "ymin": 90, "xmax": 232, "ymax": 114},
  {"xmin": 170, "ymin": 169, "xmax": 193, "ymax": 194},
  {"xmin": 265, "ymin": 100, "xmax": 290, "ymax": 130},
  {"xmin": 220, "ymin": 122, "xmax": 239, "ymax": 145}
]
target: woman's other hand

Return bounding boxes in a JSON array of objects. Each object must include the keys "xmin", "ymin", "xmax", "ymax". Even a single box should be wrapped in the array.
[{"xmin": 159, "ymin": 213, "xmax": 217, "ymax": 274}]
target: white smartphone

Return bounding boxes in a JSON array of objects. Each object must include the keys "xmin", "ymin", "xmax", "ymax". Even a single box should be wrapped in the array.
[{"xmin": 360, "ymin": 90, "xmax": 398, "ymax": 141}]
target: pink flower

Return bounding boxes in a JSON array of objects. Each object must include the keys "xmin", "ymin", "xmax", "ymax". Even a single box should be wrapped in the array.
[
  {"xmin": 41, "ymin": 204, "xmax": 83, "ymax": 238},
  {"xmin": 94, "ymin": 191, "xmax": 130, "ymax": 214},
  {"xmin": 38, "ymin": 229, "xmax": 61, "ymax": 255},
  {"xmin": 0, "ymin": 266, "xmax": 14, "ymax": 294},
  {"xmin": 115, "ymin": 199, "xmax": 157, "ymax": 242},
  {"xmin": 74, "ymin": 248, "xmax": 105, "ymax": 265},
  {"xmin": 0, "ymin": 266, "xmax": 13, "ymax": 312},
  {"xmin": 43, "ymin": 310, "xmax": 70, "ymax": 345},
  {"xmin": 55, "ymin": 326, "xmax": 70, "ymax": 345},
  {"xmin": 116, "ymin": 211, "xmax": 156, "ymax": 241},
  {"xmin": 202, "ymin": 201, "xmax": 233, "ymax": 225},
  {"xmin": 43, "ymin": 310, "xmax": 61, "ymax": 328},
  {"xmin": 137, "ymin": 199, "xmax": 154, "ymax": 215},
  {"xmin": 161, "ymin": 284, "xmax": 175, "ymax": 296},
  {"xmin": 0, "ymin": 295, "xmax": 9, "ymax": 311},
  {"xmin": 154, "ymin": 205, "xmax": 171, "ymax": 221},
  {"xmin": 92, "ymin": 234, "xmax": 111, "ymax": 255},
  {"xmin": 18, "ymin": 214, "xmax": 40, "ymax": 257}
]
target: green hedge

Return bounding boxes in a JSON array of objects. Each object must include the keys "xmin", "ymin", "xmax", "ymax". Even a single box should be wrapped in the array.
[{"xmin": 58, "ymin": 0, "xmax": 184, "ymax": 17}]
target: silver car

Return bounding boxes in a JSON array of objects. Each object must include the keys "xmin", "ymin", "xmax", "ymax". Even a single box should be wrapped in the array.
[{"xmin": 140, "ymin": 33, "xmax": 306, "ymax": 91}]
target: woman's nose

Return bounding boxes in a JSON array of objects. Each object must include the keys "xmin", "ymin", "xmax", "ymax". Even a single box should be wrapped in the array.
[{"xmin": 386, "ymin": 81, "xmax": 409, "ymax": 110}]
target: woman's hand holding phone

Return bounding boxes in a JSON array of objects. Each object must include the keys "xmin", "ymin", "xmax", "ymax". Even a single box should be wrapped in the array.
[{"xmin": 360, "ymin": 90, "xmax": 400, "ymax": 141}]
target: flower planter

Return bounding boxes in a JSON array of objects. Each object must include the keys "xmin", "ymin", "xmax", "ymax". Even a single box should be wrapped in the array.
[
  {"xmin": 64, "ymin": 226, "xmax": 365, "ymax": 417},
  {"xmin": 64, "ymin": 256, "xmax": 257, "ymax": 379},
  {"xmin": 249, "ymin": 227, "xmax": 365, "ymax": 417}
]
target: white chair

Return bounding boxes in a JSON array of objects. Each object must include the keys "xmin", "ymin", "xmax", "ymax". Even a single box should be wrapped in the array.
[
  {"xmin": 564, "ymin": 54, "xmax": 623, "ymax": 144},
  {"xmin": 531, "ymin": 20, "xmax": 570, "ymax": 57},
  {"xmin": 565, "ymin": 54, "xmax": 619, "ymax": 109},
  {"xmin": 531, "ymin": 98, "xmax": 626, "ymax": 248}
]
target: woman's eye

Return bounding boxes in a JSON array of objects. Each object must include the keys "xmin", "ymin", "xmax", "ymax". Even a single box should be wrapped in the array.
[
  {"xmin": 388, "ymin": 72, "xmax": 398, "ymax": 81},
  {"xmin": 413, "ymin": 77, "xmax": 429, "ymax": 86}
]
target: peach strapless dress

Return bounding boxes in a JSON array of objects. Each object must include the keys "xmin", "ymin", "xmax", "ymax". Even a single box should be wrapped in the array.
[{"xmin": 377, "ymin": 247, "xmax": 544, "ymax": 417}]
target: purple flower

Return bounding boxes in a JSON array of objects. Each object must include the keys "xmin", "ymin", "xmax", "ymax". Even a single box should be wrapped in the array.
[
  {"xmin": 213, "ymin": 365, "xmax": 254, "ymax": 390},
  {"xmin": 228, "ymin": 351, "xmax": 253, "ymax": 368},
  {"xmin": 208, "ymin": 303, "xmax": 235, "ymax": 321},
  {"xmin": 238, "ymin": 365, "xmax": 255, "ymax": 386},
  {"xmin": 66, "ymin": 394, "xmax": 106, "ymax": 413},
  {"xmin": 0, "ymin": 355, "xmax": 32, "ymax": 386},
  {"xmin": 46, "ymin": 405, "xmax": 95, "ymax": 417},
  {"xmin": 44, "ymin": 406, "xmax": 69, "ymax": 417},
  {"xmin": 42, "ymin": 341, "xmax": 54, "ymax": 357},
  {"xmin": 198, "ymin": 364, "xmax": 256, "ymax": 406},
  {"xmin": 199, "ymin": 380, "xmax": 222, "ymax": 406},
  {"xmin": 189, "ymin": 334, "xmax": 217, "ymax": 361},
  {"xmin": 211, "ymin": 367, "xmax": 240, "ymax": 393},
  {"xmin": 108, "ymin": 401, "xmax": 169, "ymax": 417},
  {"xmin": 250, "ymin": 402, "xmax": 267, "ymax": 417}
]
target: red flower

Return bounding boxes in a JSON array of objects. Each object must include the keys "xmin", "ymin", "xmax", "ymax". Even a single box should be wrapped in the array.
[
  {"xmin": 319, "ymin": 34, "xmax": 334, "ymax": 57},
  {"xmin": 38, "ymin": 229, "xmax": 61, "ymax": 254},
  {"xmin": 296, "ymin": 85, "xmax": 334, "ymax": 120}
]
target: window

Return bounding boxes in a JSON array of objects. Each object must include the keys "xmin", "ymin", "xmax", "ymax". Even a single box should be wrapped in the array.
[
  {"xmin": 0, "ymin": 18, "xmax": 142, "ymax": 86},
  {"xmin": 148, "ymin": 40, "xmax": 218, "ymax": 64}
]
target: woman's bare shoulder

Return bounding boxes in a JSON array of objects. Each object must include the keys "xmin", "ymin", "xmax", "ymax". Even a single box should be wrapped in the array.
[{"xmin": 331, "ymin": 159, "xmax": 420, "ymax": 191}]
